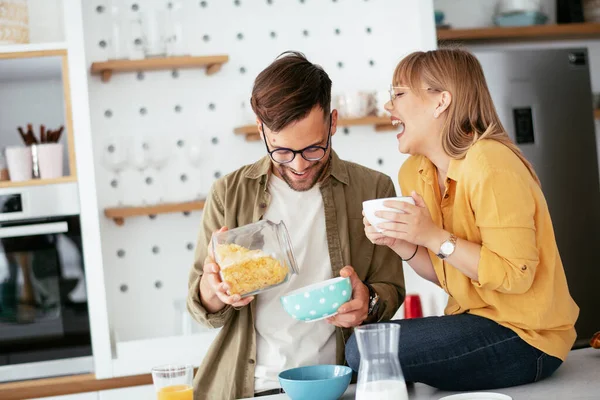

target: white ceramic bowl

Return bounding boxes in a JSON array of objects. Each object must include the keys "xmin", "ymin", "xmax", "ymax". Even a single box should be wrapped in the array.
[{"xmin": 362, "ymin": 196, "xmax": 415, "ymax": 233}]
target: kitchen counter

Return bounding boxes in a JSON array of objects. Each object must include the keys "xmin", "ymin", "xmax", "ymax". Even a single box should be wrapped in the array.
[{"xmin": 244, "ymin": 347, "xmax": 599, "ymax": 399}]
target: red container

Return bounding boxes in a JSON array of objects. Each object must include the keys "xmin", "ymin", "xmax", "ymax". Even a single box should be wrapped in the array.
[{"xmin": 404, "ymin": 294, "xmax": 423, "ymax": 319}]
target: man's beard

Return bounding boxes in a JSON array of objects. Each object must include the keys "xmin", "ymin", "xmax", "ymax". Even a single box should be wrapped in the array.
[{"xmin": 277, "ymin": 156, "xmax": 330, "ymax": 192}]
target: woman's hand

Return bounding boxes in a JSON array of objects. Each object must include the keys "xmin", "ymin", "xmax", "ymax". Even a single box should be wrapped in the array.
[
  {"xmin": 363, "ymin": 211, "xmax": 399, "ymax": 248},
  {"xmin": 376, "ymin": 191, "xmax": 444, "ymax": 251}
]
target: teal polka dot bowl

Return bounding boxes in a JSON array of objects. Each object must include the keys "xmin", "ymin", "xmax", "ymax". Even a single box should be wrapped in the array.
[{"xmin": 280, "ymin": 277, "xmax": 352, "ymax": 322}]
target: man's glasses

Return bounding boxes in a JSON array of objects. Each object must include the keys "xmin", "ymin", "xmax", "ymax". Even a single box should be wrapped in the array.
[{"xmin": 261, "ymin": 115, "xmax": 332, "ymax": 164}]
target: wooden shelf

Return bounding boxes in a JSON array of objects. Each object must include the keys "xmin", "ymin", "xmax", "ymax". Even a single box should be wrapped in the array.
[
  {"xmin": 595, "ymin": 109, "xmax": 600, "ymax": 120},
  {"xmin": 437, "ymin": 22, "xmax": 600, "ymax": 42},
  {"xmin": 104, "ymin": 200, "xmax": 206, "ymax": 225},
  {"xmin": 90, "ymin": 55, "xmax": 229, "ymax": 82},
  {"xmin": 0, "ymin": 175, "xmax": 76, "ymax": 189},
  {"xmin": 234, "ymin": 116, "xmax": 395, "ymax": 141},
  {"xmin": 0, "ymin": 373, "xmax": 151, "ymax": 400}
]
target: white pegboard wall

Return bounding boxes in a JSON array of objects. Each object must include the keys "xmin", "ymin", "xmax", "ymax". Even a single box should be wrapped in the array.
[{"xmin": 82, "ymin": 0, "xmax": 442, "ymax": 343}]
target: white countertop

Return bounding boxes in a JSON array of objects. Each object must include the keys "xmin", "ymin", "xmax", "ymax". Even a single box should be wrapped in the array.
[{"xmin": 242, "ymin": 347, "xmax": 600, "ymax": 400}]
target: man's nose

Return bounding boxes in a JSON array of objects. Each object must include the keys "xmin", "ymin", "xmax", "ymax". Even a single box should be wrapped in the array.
[{"xmin": 289, "ymin": 154, "xmax": 311, "ymax": 172}]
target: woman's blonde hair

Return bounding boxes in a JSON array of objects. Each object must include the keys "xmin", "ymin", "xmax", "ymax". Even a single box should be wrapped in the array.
[{"xmin": 394, "ymin": 47, "xmax": 540, "ymax": 184}]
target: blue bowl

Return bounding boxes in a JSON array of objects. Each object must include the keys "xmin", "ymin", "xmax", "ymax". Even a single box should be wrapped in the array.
[
  {"xmin": 280, "ymin": 277, "xmax": 352, "ymax": 322},
  {"xmin": 278, "ymin": 365, "xmax": 352, "ymax": 400}
]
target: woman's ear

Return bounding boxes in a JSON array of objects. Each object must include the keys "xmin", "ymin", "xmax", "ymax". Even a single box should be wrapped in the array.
[{"xmin": 434, "ymin": 91, "xmax": 452, "ymax": 118}]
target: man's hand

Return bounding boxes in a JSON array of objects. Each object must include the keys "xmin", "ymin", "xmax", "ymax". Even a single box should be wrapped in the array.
[
  {"xmin": 199, "ymin": 227, "xmax": 254, "ymax": 313},
  {"xmin": 326, "ymin": 266, "xmax": 370, "ymax": 328}
]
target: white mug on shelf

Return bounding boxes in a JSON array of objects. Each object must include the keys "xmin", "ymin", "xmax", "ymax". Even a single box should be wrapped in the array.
[
  {"xmin": 36, "ymin": 143, "xmax": 64, "ymax": 179},
  {"xmin": 5, "ymin": 146, "xmax": 33, "ymax": 182}
]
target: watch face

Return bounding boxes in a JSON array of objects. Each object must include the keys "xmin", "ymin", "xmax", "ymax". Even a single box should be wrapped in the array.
[{"xmin": 441, "ymin": 241, "xmax": 455, "ymax": 255}]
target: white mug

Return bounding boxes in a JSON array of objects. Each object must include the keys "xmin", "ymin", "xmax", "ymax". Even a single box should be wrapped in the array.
[
  {"xmin": 363, "ymin": 196, "xmax": 416, "ymax": 233},
  {"xmin": 5, "ymin": 146, "xmax": 32, "ymax": 182}
]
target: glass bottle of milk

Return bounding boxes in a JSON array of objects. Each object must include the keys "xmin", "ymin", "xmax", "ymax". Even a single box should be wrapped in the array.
[{"xmin": 354, "ymin": 323, "xmax": 409, "ymax": 400}]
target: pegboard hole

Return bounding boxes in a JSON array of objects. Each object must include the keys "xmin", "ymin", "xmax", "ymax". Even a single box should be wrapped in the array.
[
  {"xmin": 187, "ymin": 242, "xmax": 194, "ymax": 251},
  {"xmin": 270, "ymin": 31, "xmax": 277, "ymax": 39},
  {"xmin": 208, "ymin": 103, "xmax": 216, "ymax": 111},
  {"xmin": 202, "ymin": 34, "xmax": 210, "ymax": 42},
  {"xmin": 96, "ymin": 5, "xmax": 105, "ymax": 13},
  {"xmin": 175, "ymin": 104, "xmax": 182, "ymax": 113},
  {"xmin": 149, "ymin": 214, "xmax": 157, "ymax": 220},
  {"xmin": 137, "ymin": 71, "xmax": 145, "ymax": 80},
  {"xmin": 377, "ymin": 158, "xmax": 384, "ymax": 166},
  {"xmin": 180, "ymin": 173, "xmax": 188, "ymax": 182},
  {"xmin": 110, "ymin": 179, "xmax": 118, "ymax": 188},
  {"xmin": 134, "ymin": 37, "xmax": 142, "ymax": 46},
  {"xmin": 152, "ymin": 246, "xmax": 160, "ymax": 254},
  {"xmin": 237, "ymin": 32, "xmax": 244, "ymax": 40},
  {"xmin": 343, "ymin": 127, "xmax": 350, "ymax": 135},
  {"xmin": 366, "ymin": 27, "xmax": 372, "ymax": 34},
  {"xmin": 369, "ymin": 59, "xmax": 375, "ymax": 67},
  {"xmin": 131, "ymin": 3, "xmax": 139, "ymax": 11},
  {"xmin": 239, "ymin": 66, "xmax": 246, "ymax": 74},
  {"xmin": 266, "ymin": 0, "xmax": 273, "ymax": 4},
  {"xmin": 214, "ymin": 171, "xmax": 222, "ymax": 179},
  {"xmin": 117, "ymin": 249, "xmax": 126, "ymax": 258},
  {"xmin": 155, "ymin": 280, "xmax": 163, "ymax": 289},
  {"xmin": 200, "ymin": 0, "xmax": 207, "ymax": 7},
  {"xmin": 302, "ymin": 29, "xmax": 309, "ymax": 37},
  {"xmin": 104, "ymin": 109, "xmax": 113, "ymax": 118},
  {"xmin": 211, "ymin": 137, "xmax": 219, "ymax": 144},
  {"xmin": 234, "ymin": 0, "xmax": 241, "ymax": 5},
  {"xmin": 139, "ymin": 107, "xmax": 147, "ymax": 115},
  {"xmin": 337, "ymin": 61, "xmax": 344, "ymax": 69},
  {"xmin": 120, "ymin": 284, "xmax": 128, "ymax": 293},
  {"xmin": 145, "ymin": 176, "xmax": 153, "ymax": 185},
  {"xmin": 98, "ymin": 40, "xmax": 107, "ymax": 48},
  {"xmin": 172, "ymin": 69, "xmax": 179, "ymax": 78},
  {"xmin": 183, "ymin": 211, "xmax": 191, "ymax": 216},
  {"xmin": 334, "ymin": 28, "xmax": 341, "ymax": 35},
  {"xmin": 177, "ymin": 139, "xmax": 185, "ymax": 147}
]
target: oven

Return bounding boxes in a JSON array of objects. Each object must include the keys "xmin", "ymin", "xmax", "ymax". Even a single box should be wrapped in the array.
[{"xmin": 0, "ymin": 183, "xmax": 92, "ymax": 382}]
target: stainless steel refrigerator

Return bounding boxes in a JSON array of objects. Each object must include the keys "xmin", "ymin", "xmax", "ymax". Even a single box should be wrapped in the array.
[{"xmin": 476, "ymin": 48, "xmax": 600, "ymax": 348}]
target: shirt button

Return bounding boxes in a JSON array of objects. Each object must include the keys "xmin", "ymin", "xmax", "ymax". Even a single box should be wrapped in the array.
[
  {"xmin": 521, "ymin": 265, "xmax": 527, "ymax": 271},
  {"xmin": 259, "ymin": 203, "xmax": 267, "ymax": 208},
  {"xmin": 249, "ymin": 359, "xmax": 255, "ymax": 365}
]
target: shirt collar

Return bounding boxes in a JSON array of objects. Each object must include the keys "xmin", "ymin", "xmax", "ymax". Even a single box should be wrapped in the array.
[
  {"xmin": 244, "ymin": 150, "xmax": 349, "ymax": 185},
  {"xmin": 418, "ymin": 156, "xmax": 462, "ymax": 184}
]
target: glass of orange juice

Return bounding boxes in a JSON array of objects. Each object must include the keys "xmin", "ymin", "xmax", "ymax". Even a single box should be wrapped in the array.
[{"xmin": 151, "ymin": 364, "xmax": 194, "ymax": 400}]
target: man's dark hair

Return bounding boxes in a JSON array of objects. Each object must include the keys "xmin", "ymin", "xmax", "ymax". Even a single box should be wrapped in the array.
[{"xmin": 250, "ymin": 51, "xmax": 332, "ymax": 132}]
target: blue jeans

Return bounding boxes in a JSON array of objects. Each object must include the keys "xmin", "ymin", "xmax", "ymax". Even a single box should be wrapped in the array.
[{"xmin": 345, "ymin": 314, "xmax": 563, "ymax": 391}]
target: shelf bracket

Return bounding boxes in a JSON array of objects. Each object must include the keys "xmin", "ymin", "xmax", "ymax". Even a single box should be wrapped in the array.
[
  {"xmin": 205, "ymin": 63, "xmax": 222, "ymax": 76},
  {"xmin": 101, "ymin": 70, "xmax": 113, "ymax": 83}
]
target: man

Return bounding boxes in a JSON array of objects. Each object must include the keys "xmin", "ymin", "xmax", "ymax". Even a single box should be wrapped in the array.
[{"xmin": 187, "ymin": 51, "xmax": 405, "ymax": 400}]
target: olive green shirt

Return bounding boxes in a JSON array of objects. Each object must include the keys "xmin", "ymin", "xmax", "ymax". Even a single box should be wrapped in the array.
[{"xmin": 187, "ymin": 152, "xmax": 405, "ymax": 400}]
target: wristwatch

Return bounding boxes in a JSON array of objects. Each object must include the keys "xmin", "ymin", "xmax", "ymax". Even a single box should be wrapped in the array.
[
  {"xmin": 363, "ymin": 281, "xmax": 380, "ymax": 316},
  {"xmin": 436, "ymin": 234, "xmax": 457, "ymax": 259}
]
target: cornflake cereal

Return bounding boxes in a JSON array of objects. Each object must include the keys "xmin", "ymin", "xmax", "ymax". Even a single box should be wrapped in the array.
[{"xmin": 215, "ymin": 243, "xmax": 288, "ymax": 296}]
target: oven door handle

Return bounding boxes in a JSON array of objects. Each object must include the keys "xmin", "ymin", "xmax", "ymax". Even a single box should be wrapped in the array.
[{"xmin": 0, "ymin": 222, "xmax": 69, "ymax": 238}]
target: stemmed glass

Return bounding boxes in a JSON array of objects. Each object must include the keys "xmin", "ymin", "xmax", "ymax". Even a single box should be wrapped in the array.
[
  {"xmin": 130, "ymin": 131, "xmax": 151, "ymax": 205},
  {"xmin": 101, "ymin": 135, "xmax": 130, "ymax": 206},
  {"xmin": 147, "ymin": 134, "xmax": 171, "ymax": 203}
]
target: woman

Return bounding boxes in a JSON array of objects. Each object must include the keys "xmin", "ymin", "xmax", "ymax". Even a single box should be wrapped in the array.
[{"xmin": 344, "ymin": 48, "xmax": 579, "ymax": 390}]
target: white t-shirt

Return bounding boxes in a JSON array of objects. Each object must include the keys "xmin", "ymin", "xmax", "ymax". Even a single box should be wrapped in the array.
[{"xmin": 254, "ymin": 175, "xmax": 336, "ymax": 392}]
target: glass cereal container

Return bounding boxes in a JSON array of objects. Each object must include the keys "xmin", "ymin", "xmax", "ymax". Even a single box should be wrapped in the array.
[{"xmin": 211, "ymin": 220, "xmax": 299, "ymax": 297}]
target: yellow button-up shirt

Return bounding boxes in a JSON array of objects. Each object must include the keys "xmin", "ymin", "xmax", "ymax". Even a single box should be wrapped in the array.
[{"xmin": 399, "ymin": 139, "xmax": 579, "ymax": 361}]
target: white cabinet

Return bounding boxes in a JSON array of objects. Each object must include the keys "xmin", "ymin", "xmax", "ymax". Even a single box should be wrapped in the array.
[
  {"xmin": 99, "ymin": 385, "xmax": 154, "ymax": 400},
  {"xmin": 28, "ymin": 392, "xmax": 99, "ymax": 400}
]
